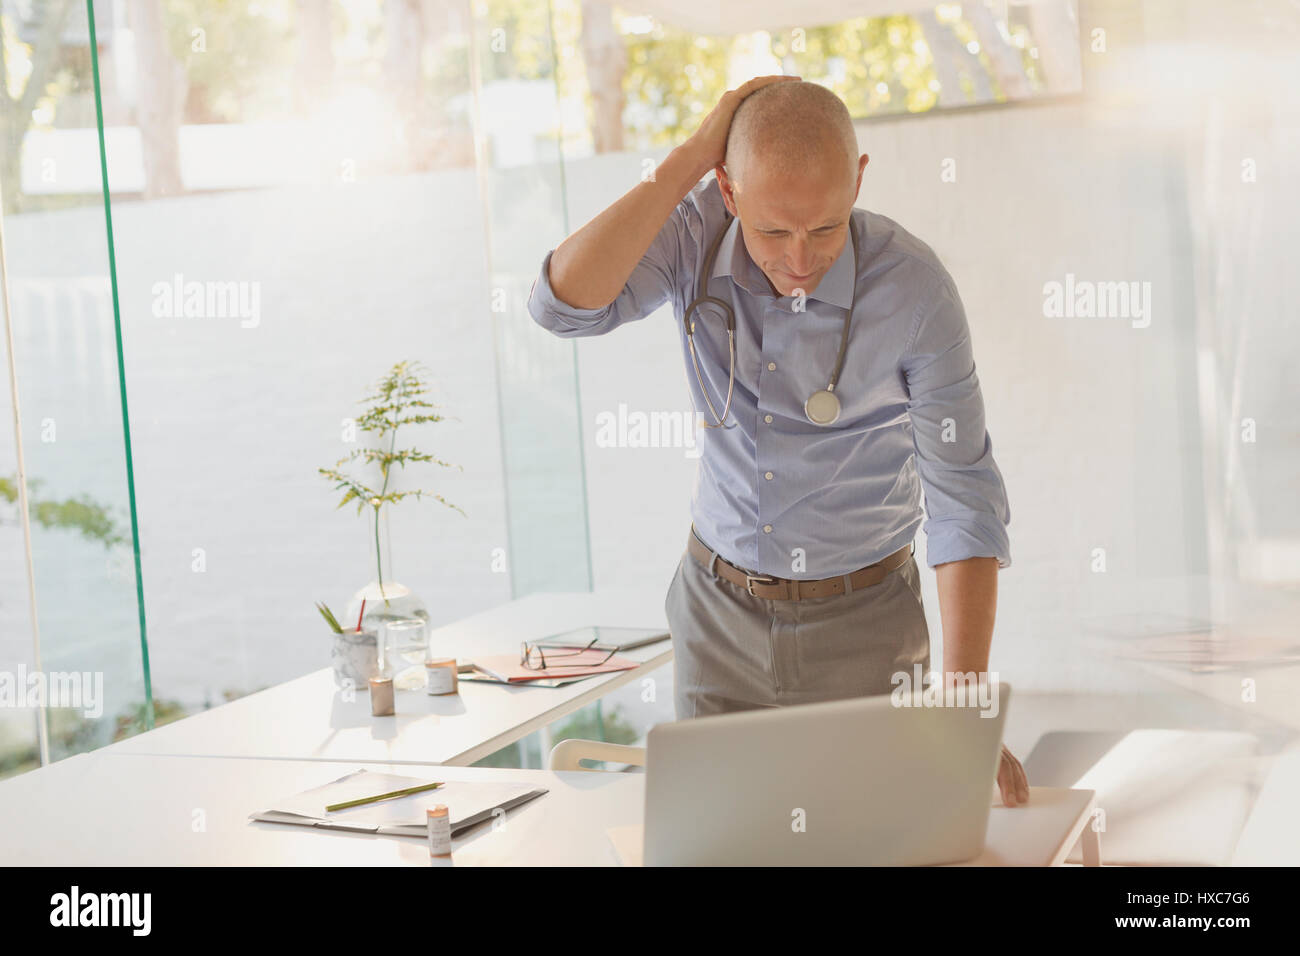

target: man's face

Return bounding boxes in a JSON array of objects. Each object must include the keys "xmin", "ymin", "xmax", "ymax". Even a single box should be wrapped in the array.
[{"xmin": 719, "ymin": 153, "xmax": 867, "ymax": 298}]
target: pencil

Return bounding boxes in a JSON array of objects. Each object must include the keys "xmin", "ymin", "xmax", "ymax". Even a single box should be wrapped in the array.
[{"xmin": 326, "ymin": 781, "xmax": 443, "ymax": 812}]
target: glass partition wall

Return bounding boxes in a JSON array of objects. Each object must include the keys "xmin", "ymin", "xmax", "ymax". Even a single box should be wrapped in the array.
[
  {"xmin": 86, "ymin": 0, "xmax": 521, "ymax": 727},
  {"xmin": 470, "ymin": 0, "xmax": 593, "ymax": 598},
  {"xmin": 1, "ymin": 0, "xmax": 150, "ymax": 777},
  {"xmin": 0, "ymin": 0, "xmax": 568, "ymax": 776}
]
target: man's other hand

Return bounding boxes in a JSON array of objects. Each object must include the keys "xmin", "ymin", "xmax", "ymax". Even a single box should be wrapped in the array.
[{"xmin": 997, "ymin": 744, "xmax": 1030, "ymax": 807}]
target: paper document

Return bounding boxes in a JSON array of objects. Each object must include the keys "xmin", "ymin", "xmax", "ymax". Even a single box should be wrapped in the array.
[{"xmin": 250, "ymin": 769, "xmax": 547, "ymax": 837}]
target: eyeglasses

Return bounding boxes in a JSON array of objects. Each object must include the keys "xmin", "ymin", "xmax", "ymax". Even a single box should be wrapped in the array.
[{"xmin": 520, "ymin": 638, "xmax": 617, "ymax": 671}]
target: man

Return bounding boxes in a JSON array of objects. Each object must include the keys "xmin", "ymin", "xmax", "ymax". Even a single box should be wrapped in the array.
[{"xmin": 528, "ymin": 76, "xmax": 1029, "ymax": 807}]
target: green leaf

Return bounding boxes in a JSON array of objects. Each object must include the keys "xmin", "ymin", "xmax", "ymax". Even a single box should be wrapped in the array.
[
  {"xmin": 319, "ymin": 361, "xmax": 466, "ymax": 568},
  {"xmin": 316, "ymin": 601, "xmax": 345, "ymax": 634}
]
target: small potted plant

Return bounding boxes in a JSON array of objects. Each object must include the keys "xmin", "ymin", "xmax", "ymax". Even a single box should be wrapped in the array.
[
  {"xmin": 319, "ymin": 360, "xmax": 465, "ymax": 632},
  {"xmin": 319, "ymin": 601, "xmax": 379, "ymax": 686}
]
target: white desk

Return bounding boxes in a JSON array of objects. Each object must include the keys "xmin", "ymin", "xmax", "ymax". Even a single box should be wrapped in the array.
[
  {"xmin": 1132, "ymin": 658, "xmax": 1300, "ymax": 732},
  {"xmin": 108, "ymin": 591, "xmax": 673, "ymax": 766},
  {"xmin": 0, "ymin": 752, "xmax": 1096, "ymax": 867},
  {"xmin": 0, "ymin": 752, "xmax": 639, "ymax": 866},
  {"xmin": 1231, "ymin": 746, "xmax": 1300, "ymax": 866}
]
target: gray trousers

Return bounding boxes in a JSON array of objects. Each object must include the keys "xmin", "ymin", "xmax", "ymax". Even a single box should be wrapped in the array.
[{"xmin": 665, "ymin": 529, "xmax": 931, "ymax": 719}]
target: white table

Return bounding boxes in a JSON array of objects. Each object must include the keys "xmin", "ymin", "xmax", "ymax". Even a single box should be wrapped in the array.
[
  {"xmin": 1132, "ymin": 659, "xmax": 1300, "ymax": 733},
  {"xmin": 0, "ymin": 752, "xmax": 640, "ymax": 866},
  {"xmin": 1231, "ymin": 746, "xmax": 1300, "ymax": 866},
  {"xmin": 0, "ymin": 752, "xmax": 1096, "ymax": 866},
  {"xmin": 108, "ymin": 591, "xmax": 673, "ymax": 766}
]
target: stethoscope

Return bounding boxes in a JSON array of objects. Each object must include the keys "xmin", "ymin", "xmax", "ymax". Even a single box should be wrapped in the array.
[{"xmin": 683, "ymin": 212, "xmax": 859, "ymax": 428}]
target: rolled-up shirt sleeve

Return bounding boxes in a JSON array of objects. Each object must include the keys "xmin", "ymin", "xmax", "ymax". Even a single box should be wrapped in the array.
[
  {"xmin": 902, "ymin": 270, "xmax": 1012, "ymax": 569},
  {"xmin": 526, "ymin": 199, "xmax": 691, "ymax": 338}
]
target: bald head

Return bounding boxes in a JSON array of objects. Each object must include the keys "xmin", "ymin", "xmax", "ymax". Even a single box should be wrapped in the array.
[
  {"xmin": 716, "ymin": 80, "xmax": 865, "ymax": 298},
  {"xmin": 724, "ymin": 81, "xmax": 859, "ymax": 194}
]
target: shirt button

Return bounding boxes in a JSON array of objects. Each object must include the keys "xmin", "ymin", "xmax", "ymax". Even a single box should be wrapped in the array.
[
  {"xmin": 764, "ymin": 471, "xmax": 773, "ymax": 480},
  {"xmin": 763, "ymin": 524, "xmax": 773, "ymax": 533},
  {"xmin": 767, "ymin": 362, "xmax": 776, "ymax": 371},
  {"xmin": 764, "ymin": 414, "xmax": 773, "ymax": 424}
]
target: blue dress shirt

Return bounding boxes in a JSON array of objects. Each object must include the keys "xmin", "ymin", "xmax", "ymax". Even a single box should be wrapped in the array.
[{"xmin": 527, "ymin": 177, "xmax": 1011, "ymax": 579}]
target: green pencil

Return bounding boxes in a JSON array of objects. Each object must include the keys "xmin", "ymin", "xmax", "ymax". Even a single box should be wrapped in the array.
[{"xmin": 326, "ymin": 781, "xmax": 443, "ymax": 812}]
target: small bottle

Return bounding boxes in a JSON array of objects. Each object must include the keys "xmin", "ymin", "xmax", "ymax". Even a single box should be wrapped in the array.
[
  {"xmin": 427, "ymin": 804, "xmax": 452, "ymax": 857},
  {"xmin": 368, "ymin": 676, "xmax": 395, "ymax": 716},
  {"xmin": 424, "ymin": 658, "xmax": 459, "ymax": 696}
]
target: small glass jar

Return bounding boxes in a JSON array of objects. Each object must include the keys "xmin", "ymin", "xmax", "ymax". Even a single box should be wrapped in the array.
[{"xmin": 380, "ymin": 618, "xmax": 428, "ymax": 691}]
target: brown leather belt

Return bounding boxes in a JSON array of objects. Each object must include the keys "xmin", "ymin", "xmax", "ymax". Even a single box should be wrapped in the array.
[{"xmin": 686, "ymin": 526, "xmax": 912, "ymax": 601}]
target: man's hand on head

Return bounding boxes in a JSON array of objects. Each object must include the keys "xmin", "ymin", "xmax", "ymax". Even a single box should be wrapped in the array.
[{"xmin": 682, "ymin": 74, "xmax": 800, "ymax": 175}]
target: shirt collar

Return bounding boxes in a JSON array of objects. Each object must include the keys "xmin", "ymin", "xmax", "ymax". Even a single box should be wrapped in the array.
[{"xmin": 710, "ymin": 214, "xmax": 856, "ymax": 310}]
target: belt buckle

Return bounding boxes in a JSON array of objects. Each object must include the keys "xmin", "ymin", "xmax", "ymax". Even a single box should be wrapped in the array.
[{"xmin": 744, "ymin": 572, "xmax": 778, "ymax": 597}]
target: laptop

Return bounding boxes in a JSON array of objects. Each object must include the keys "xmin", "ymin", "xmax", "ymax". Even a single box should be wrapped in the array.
[{"xmin": 643, "ymin": 683, "xmax": 1011, "ymax": 866}]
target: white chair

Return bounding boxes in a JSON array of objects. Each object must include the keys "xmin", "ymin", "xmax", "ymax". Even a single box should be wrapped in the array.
[{"xmin": 548, "ymin": 738, "xmax": 646, "ymax": 772}]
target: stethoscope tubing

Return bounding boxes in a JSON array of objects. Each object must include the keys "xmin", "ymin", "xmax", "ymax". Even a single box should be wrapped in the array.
[{"xmin": 683, "ymin": 210, "xmax": 859, "ymax": 428}]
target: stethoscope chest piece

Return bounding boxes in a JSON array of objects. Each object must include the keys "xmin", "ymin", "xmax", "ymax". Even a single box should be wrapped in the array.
[
  {"xmin": 804, "ymin": 389, "xmax": 841, "ymax": 426},
  {"xmin": 685, "ymin": 210, "xmax": 860, "ymax": 430}
]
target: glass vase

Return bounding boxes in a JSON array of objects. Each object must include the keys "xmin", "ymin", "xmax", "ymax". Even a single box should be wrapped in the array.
[{"xmin": 343, "ymin": 508, "xmax": 428, "ymax": 635}]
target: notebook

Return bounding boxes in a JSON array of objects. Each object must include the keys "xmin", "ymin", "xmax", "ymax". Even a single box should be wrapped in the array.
[{"xmin": 249, "ymin": 769, "xmax": 547, "ymax": 837}]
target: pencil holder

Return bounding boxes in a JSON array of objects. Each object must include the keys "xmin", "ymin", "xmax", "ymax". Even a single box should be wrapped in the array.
[{"xmin": 332, "ymin": 628, "xmax": 379, "ymax": 687}]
